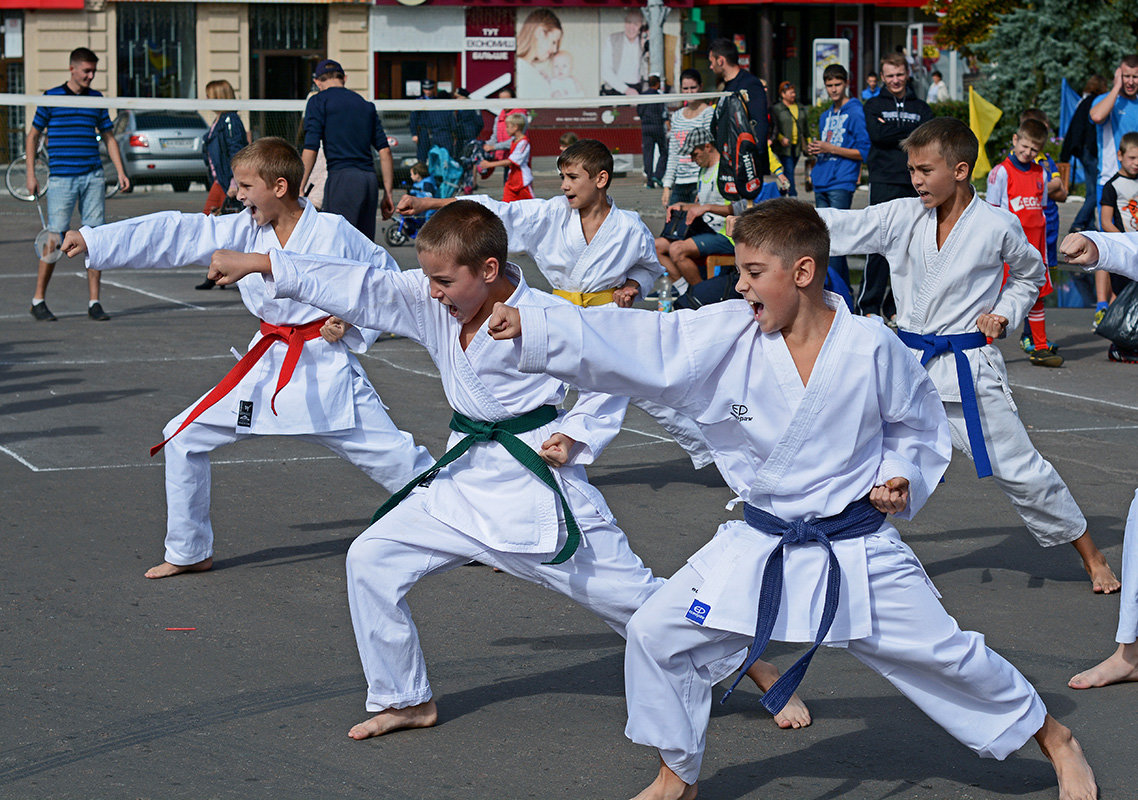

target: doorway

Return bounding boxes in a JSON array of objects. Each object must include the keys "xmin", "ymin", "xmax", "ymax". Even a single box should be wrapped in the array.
[
  {"xmin": 249, "ymin": 4, "xmax": 327, "ymax": 142},
  {"xmin": 374, "ymin": 53, "xmax": 458, "ymax": 99}
]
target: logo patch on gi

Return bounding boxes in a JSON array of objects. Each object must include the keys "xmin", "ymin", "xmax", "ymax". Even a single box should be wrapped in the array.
[
  {"xmin": 237, "ymin": 401, "xmax": 254, "ymax": 428},
  {"xmin": 730, "ymin": 404, "xmax": 752, "ymax": 422},
  {"xmin": 686, "ymin": 599, "xmax": 711, "ymax": 625}
]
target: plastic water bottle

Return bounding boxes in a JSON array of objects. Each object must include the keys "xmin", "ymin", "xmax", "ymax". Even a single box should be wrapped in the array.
[{"xmin": 657, "ymin": 275, "xmax": 673, "ymax": 313}]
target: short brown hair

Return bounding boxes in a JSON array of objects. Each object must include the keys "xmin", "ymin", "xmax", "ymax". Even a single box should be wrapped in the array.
[
  {"xmin": 70, "ymin": 47, "xmax": 98, "ymax": 66},
  {"xmin": 1016, "ymin": 118, "xmax": 1049, "ymax": 146},
  {"xmin": 557, "ymin": 139, "xmax": 614, "ymax": 189},
  {"xmin": 733, "ymin": 198, "xmax": 829, "ymax": 280},
  {"xmin": 229, "ymin": 137, "xmax": 303, "ymax": 201},
  {"xmin": 880, "ymin": 52, "xmax": 909, "ymax": 72},
  {"xmin": 902, "ymin": 117, "xmax": 979, "ymax": 177},
  {"xmin": 558, "ymin": 131, "xmax": 579, "ymax": 148},
  {"xmin": 416, "ymin": 201, "xmax": 508, "ymax": 273}
]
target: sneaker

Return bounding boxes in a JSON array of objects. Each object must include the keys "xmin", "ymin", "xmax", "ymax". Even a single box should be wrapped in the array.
[
  {"xmin": 87, "ymin": 302, "xmax": 110, "ymax": 321},
  {"xmin": 804, "ymin": 177, "xmax": 813, "ymax": 192},
  {"xmin": 1029, "ymin": 345, "xmax": 1064, "ymax": 367},
  {"xmin": 1019, "ymin": 334, "xmax": 1035, "ymax": 353},
  {"xmin": 1108, "ymin": 343, "xmax": 1138, "ymax": 363},
  {"xmin": 30, "ymin": 301, "xmax": 56, "ymax": 321},
  {"xmin": 1093, "ymin": 308, "xmax": 1106, "ymax": 330}
]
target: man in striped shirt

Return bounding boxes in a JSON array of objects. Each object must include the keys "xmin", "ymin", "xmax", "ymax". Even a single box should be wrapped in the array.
[{"xmin": 28, "ymin": 47, "xmax": 129, "ymax": 322}]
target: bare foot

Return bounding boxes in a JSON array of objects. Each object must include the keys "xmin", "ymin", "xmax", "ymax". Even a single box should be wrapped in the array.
[
  {"xmin": 1071, "ymin": 534, "xmax": 1120, "ymax": 594},
  {"xmin": 1034, "ymin": 715, "xmax": 1098, "ymax": 800},
  {"xmin": 745, "ymin": 660, "xmax": 812, "ymax": 729},
  {"xmin": 144, "ymin": 557, "xmax": 213, "ymax": 579},
  {"xmin": 629, "ymin": 761, "xmax": 697, "ymax": 800},
  {"xmin": 1069, "ymin": 643, "xmax": 1138, "ymax": 689},
  {"xmin": 348, "ymin": 700, "xmax": 438, "ymax": 740}
]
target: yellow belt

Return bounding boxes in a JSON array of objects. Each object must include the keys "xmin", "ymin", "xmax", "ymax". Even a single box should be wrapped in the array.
[{"xmin": 553, "ymin": 288, "xmax": 615, "ymax": 307}]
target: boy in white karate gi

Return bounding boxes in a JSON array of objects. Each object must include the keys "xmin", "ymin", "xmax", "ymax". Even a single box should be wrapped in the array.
[
  {"xmin": 206, "ymin": 200, "xmax": 810, "ymax": 741},
  {"xmin": 487, "ymin": 198, "xmax": 1098, "ymax": 800},
  {"xmin": 815, "ymin": 117, "xmax": 1119, "ymax": 595},
  {"xmin": 1060, "ymin": 228, "xmax": 1138, "ymax": 689},
  {"xmin": 397, "ymin": 138, "xmax": 713, "ymax": 469},
  {"xmin": 60, "ymin": 137, "xmax": 433, "ymax": 579}
]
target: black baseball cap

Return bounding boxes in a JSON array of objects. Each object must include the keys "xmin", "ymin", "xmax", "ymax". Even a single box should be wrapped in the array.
[{"xmin": 313, "ymin": 59, "xmax": 343, "ymax": 79}]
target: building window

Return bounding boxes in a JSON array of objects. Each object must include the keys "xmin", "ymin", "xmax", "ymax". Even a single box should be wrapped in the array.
[{"xmin": 117, "ymin": 3, "xmax": 197, "ymax": 98}]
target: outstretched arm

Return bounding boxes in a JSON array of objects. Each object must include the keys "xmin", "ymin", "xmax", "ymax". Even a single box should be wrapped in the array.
[
  {"xmin": 1067, "ymin": 230, "xmax": 1138, "ymax": 282},
  {"xmin": 81, "ymin": 211, "xmax": 254, "ymax": 271}
]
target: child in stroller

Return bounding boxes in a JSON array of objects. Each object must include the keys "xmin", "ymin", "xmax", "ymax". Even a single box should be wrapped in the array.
[{"xmin": 383, "ymin": 162, "xmax": 437, "ymax": 247}]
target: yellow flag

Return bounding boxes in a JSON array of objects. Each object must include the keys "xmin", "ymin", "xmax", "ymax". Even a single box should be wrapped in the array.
[{"xmin": 969, "ymin": 86, "xmax": 1003, "ymax": 179}]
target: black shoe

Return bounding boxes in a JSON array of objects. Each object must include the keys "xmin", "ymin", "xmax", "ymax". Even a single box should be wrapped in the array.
[
  {"xmin": 88, "ymin": 302, "xmax": 110, "ymax": 321},
  {"xmin": 195, "ymin": 277, "xmax": 216, "ymax": 290},
  {"xmin": 30, "ymin": 301, "xmax": 56, "ymax": 321}
]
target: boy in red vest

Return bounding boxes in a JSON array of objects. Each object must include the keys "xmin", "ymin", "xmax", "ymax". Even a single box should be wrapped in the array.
[
  {"xmin": 480, "ymin": 113, "xmax": 533, "ymax": 202},
  {"xmin": 986, "ymin": 118, "xmax": 1062, "ymax": 366}
]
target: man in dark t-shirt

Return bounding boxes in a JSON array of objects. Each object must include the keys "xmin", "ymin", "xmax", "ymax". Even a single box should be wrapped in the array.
[
  {"xmin": 301, "ymin": 59, "xmax": 394, "ymax": 241},
  {"xmin": 708, "ymin": 37, "xmax": 769, "ymax": 176}
]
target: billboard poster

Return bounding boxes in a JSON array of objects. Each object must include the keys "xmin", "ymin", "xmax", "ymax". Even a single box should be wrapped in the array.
[{"xmin": 464, "ymin": 7, "xmax": 515, "ymax": 99}]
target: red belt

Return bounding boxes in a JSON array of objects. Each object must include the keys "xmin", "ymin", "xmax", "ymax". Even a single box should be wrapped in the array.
[{"xmin": 150, "ymin": 316, "xmax": 330, "ymax": 456}]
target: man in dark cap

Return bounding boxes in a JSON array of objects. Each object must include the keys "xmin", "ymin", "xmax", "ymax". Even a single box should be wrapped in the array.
[
  {"xmin": 410, "ymin": 78, "xmax": 458, "ymax": 162},
  {"xmin": 301, "ymin": 58, "xmax": 394, "ymax": 240}
]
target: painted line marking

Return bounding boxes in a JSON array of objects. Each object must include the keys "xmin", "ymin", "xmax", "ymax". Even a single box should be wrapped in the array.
[
  {"xmin": 1009, "ymin": 380, "xmax": 1138, "ymax": 413},
  {"xmin": 1029, "ymin": 424, "xmax": 1138, "ymax": 434}
]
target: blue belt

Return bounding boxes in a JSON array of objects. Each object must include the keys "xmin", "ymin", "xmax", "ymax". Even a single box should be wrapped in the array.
[
  {"xmin": 720, "ymin": 499, "xmax": 885, "ymax": 714},
  {"xmin": 896, "ymin": 329, "xmax": 991, "ymax": 479}
]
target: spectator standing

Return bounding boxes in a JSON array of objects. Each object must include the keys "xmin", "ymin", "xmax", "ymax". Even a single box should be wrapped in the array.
[
  {"xmin": 1094, "ymin": 132, "xmax": 1138, "ymax": 339},
  {"xmin": 925, "ymin": 71, "xmax": 950, "ymax": 104},
  {"xmin": 639, "ymin": 75, "xmax": 668, "ymax": 188},
  {"xmin": 1060, "ymin": 75, "xmax": 1108, "ymax": 234},
  {"xmin": 771, "ymin": 80, "xmax": 809, "ymax": 197},
  {"xmin": 807, "ymin": 63, "xmax": 869, "ymax": 290},
  {"xmin": 1089, "ymin": 55, "xmax": 1138, "ymax": 319},
  {"xmin": 708, "ymin": 37, "xmax": 769, "ymax": 176},
  {"xmin": 28, "ymin": 46, "xmax": 129, "ymax": 322},
  {"xmin": 301, "ymin": 58, "xmax": 394, "ymax": 241},
  {"xmin": 409, "ymin": 79, "xmax": 457, "ymax": 162},
  {"xmin": 483, "ymin": 87, "xmax": 526, "ymax": 181},
  {"xmin": 197, "ymin": 79, "xmax": 249, "ymax": 290},
  {"xmin": 453, "ymin": 88, "xmax": 485, "ymax": 151},
  {"xmin": 861, "ymin": 72, "xmax": 881, "ymax": 102},
  {"xmin": 660, "ymin": 69, "xmax": 714, "ymax": 207},
  {"xmin": 861, "ymin": 53, "xmax": 932, "ymax": 319},
  {"xmin": 480, "ymin": 112, "xmax": 532, "ymax": 202}
]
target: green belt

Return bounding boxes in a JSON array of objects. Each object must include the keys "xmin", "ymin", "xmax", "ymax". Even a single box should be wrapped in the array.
[{"xmin": 371, "ymin": 405, "xmax": 581, "ymax": 565}]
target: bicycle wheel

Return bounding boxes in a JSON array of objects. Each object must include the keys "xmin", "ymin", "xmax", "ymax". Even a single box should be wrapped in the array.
[{"xmin": 7, "ymin": 154, "xmax": 48, "ymax": 202}]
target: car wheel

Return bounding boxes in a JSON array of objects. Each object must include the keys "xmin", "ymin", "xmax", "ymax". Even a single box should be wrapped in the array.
[{"xmin": 171, "ymin": 179, "xmax": 191, "ymax": 192}]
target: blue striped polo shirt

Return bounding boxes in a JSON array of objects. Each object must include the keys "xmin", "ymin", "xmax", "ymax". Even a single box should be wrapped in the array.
[{"xmin": 32, "ymin": 84, "xmax": 113, "ymax": 176}]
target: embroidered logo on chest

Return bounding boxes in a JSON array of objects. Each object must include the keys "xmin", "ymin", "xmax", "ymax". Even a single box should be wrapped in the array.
[
  {"xmin": 730, "ymin": 404, "xmax": 753, "ymax": 422},
  {"xmin": 686, "ymin": 599, "xmax": 711, "ymax": 625}
]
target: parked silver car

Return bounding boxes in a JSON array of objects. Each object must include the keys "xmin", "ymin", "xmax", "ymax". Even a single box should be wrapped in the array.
[{"xmin": 112, "ymin": 110, "xmax": 210, "ymax": 192}]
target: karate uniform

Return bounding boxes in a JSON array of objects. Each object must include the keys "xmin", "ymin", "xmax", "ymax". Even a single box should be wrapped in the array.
[
  {"xmin": 515, "ymin": 295, "xmax": 1047, "ymax": 784},
  {"xmin": 81, "ymin": 203, "xmax": 434, "ymax": 565},
  {"xmin": 1074, "ymin": 230, "xmax": 1138, "ymax": 643},
  {"xmin": 466, "ymin": 194, "xmax": 713, "ymax": 468},
  {"xmin": 819, "ymin": 195, "xmax": 1086, "ymax": 547},
  {"xmin": 259, "ymin": 252, "xmax": 743, "ymax": 712}
]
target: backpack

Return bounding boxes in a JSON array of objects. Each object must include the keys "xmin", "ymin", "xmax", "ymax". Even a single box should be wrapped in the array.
[{"xmin": 711, "ymin": 91, "xmax": 764, "ymax": 200}]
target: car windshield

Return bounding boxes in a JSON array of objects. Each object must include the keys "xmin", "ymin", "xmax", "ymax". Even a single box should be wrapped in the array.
[{"xmin": 134, "ymin": 113, "xmax": 207, "ymax": 131}]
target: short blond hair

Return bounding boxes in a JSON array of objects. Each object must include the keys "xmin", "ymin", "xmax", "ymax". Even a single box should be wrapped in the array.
[
  {"xmin": 230, "ymin": 137, "xmax": 303, "ymax": 201},
  {"xmin": 505, "ymin": 113, "xmax": 527, "ymax": 130}
]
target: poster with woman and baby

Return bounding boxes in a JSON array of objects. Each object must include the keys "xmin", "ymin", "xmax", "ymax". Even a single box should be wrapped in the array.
[{"xmin": 514, "ymin": 7, "xmax": 679, "ymax": 100}]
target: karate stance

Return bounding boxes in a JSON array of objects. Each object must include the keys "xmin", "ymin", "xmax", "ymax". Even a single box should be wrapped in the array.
[
  {"xmin": 206, "ymin": 201, "xmax": 810, "ymax": 741},
  {"xmin": 817, "ymin": 118, "xmax": 1119, "ymax": 594},
  {"xmin": 62, "ymin": 138, "xmax": 433, "ymax": 578},
  {"xmin": 489, "ymin": 199, "xmax": 1098, "ymax": 800},
  {"xmin": 1061, "ymin": 228, "xmax": 1138, "ymax": 689},
  {"xmin": 398, "ymin": 138, "xmax": 714, "ymax": 469}
]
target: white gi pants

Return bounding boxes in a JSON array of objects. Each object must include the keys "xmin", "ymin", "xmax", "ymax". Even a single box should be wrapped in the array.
[
  {"xmin": 345, "ymin": 488, "xmax": 742, "ymax": 712},
  {"xmin": 161, "ymin": 373, "xmax": 433, "ymax": 565},
  {"xmin": 943, "ymin": 366, "xmax": 1085, "ymax": 547},
  {"xmin": 1117, "ymin": 490, "xmax": 1138, "ymax": 644},
  {"xmin": 624, "ymin": 533, "xmax": 1047, "ymax": 785}
]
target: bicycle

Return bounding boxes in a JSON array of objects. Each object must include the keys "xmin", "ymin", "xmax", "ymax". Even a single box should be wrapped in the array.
[{"xmin": 6, "ymin": 134, "xmax": 121, "ymax": 202}]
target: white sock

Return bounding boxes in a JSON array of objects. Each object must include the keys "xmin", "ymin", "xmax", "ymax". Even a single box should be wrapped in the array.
[
  {"xmin": 32, "ymin": 297, "xmax": 44, "ymax": 304},
  {"xmin": 89, "ymin": 300, "xmax": 99, "ymax": 308},
  {"xmin": 674, "ymin": 277, "xmax": 689, "ymax": 293}
]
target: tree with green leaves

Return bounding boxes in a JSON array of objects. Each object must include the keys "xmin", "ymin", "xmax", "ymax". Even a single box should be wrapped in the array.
[{"xmin": 922, "ymin": 0, "xmax": 1019, "ymax": 57}]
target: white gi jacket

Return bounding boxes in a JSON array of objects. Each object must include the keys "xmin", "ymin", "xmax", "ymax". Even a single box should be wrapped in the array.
[
  {"xmin": 81, "ymin": 201, "xmax": 392, "ymax": 436},
  {"xmin": 265, "ymin": 253, "xmax": 627, "ymax": 556},
  {"xmin": 516, "ymin": 295, "xmax": 952, "ymax": 642},
  {"xmin": 818, "ymin": 194, "xmax": 1044, "ymax": 402},
  {"xmin": 1082, "ymin": 230, "xmax": 1138, "ymax": 279},
  {"xmin": 466, "ymin": 195, "xmax": 664, "ymax": 298}
]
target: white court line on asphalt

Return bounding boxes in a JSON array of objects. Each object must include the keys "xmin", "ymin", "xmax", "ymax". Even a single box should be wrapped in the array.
[
  {"xmin": 1029, "ymin": 424, "xmax": 1138, "ymax": 434},
  {"xmin": 0, "ymin": 447, "xmax": 341, "ymax": 473},
  {"xmin": 94, "ymin": 273, "xmax": 209, "ymax": 311},
  {"xmin": 1009, "ymin": 380, "xmax": 1138, "ymax": 413},
  {"xmin": 0, "ymin": 353, "xmax": 233, "ymax": 367}
]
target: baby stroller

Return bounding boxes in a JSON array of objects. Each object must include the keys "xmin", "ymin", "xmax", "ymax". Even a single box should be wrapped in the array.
[
  {"xmin": 383, "ymin": 173, "xmax": 438, "ymax": 248},
  {"xmin": 429, "ymin": 142, "xmax": 482, "ymax": 199}
]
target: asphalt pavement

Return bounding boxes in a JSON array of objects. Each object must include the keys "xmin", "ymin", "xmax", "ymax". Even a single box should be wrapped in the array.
[{"xmin": 2, "ymin": 173, "xmax": 1137, "ymax": 800}]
